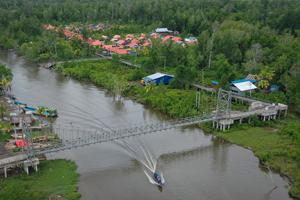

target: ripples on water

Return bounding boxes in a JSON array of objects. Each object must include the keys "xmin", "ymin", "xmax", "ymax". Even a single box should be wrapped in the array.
[{"xmin": 114, "ymin": 138, "xmax": 166, "ymax": 186}]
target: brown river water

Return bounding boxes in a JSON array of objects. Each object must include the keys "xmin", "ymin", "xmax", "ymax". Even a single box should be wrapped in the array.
[{"xmin": 0, "ymin": 50, "xmax": 293, "ymax": 200}]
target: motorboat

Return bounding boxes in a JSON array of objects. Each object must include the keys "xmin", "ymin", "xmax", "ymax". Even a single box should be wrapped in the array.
[
  {"xmin": 23, "ymin": 106, "xmax": 58, "ymax": 117},
  {"xmin": 144, "ymin": 169, "xmax": 166, "ymax": 187}
]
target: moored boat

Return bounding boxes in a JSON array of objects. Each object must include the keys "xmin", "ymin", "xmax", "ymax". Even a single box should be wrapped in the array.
[
  {"xmin": 14, "ymin": 100, "xmax": 27, "ymax": 106},
  {"xmin": 23, "ymin": 106, "xmax": 58, "ymax": 117}
]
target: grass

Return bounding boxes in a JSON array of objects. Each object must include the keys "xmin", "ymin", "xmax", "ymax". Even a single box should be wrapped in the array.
[{"xmin": 0, "ymin": 159, "xmax": 80, "ymax": 200}]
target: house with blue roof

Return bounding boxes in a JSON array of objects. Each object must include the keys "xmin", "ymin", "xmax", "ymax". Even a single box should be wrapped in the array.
[
  {"xmin": 230, "ymin": 79, "xmax": 257, "ymax": 96},
  {"xmin": 141, "ymin": 72, "xmax": 174, "ymax": 85}
]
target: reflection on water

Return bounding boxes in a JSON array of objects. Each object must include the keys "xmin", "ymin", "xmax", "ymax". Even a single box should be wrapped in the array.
[{"xmin": 0, "ymin": 50, "xmax": 293, "ymax": 200}]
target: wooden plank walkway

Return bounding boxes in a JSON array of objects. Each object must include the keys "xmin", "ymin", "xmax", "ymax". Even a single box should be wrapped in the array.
[{"xmin": 40, "ymin": 53, "xmax": 141, "ymax": 69}]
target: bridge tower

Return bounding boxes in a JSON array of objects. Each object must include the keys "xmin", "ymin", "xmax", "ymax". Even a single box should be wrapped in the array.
[
  {"xmin": 215, "ymin": 88, "xmax": 232, "ymax": 118},
  {"xmin": 23, "ymin": 123, "xmax": 35, "ymax": 160},
  {"xmin": 213, "ymin": 89, "xmax": 233, "ymax": 131},
  {"xmin": 22, "ymin": 119, "xmax": 39, "ymax": 174}
]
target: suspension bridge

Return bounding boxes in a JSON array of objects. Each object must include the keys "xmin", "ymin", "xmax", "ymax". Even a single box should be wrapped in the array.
[{"xmin": 0, "ymin": 88, "xmax": 288, "ymax": 177}]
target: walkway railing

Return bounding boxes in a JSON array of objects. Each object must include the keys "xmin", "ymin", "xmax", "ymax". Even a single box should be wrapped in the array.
[{"xmin": 36, "ymin": 114, "xmax": 216, "ymax": 155}]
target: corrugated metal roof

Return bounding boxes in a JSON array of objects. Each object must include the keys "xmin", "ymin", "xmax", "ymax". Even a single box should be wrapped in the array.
[
  {"xmin": 155, "ymin": 28, "xmax": 172, "ymax": 33},
  {"xmin": 231, "ymin": 79, "xmax": 256, "ymax": 84},
  {"xmin": 144, "ymin": 73, "xmax": 174, "ymax": 81},
  {"xmin": 233, "ymin": 81, "xmax": 257, "ymax": 92}
]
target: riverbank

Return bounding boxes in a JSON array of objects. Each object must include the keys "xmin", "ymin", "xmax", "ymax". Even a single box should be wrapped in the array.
[
  {"xmin": 58, "ymin": 59, "xmax": 300, "ymax": 199},
  {"xmin": 0, "ymin": 64, "xmax": 81, "ymax": 200},
  {"xmin": 0, "ymin": 159, "xmax": 80, "ymax": 200},
  {"xmin": 57, "ymin": 60, "xmax": 247, "ymax": 118}
]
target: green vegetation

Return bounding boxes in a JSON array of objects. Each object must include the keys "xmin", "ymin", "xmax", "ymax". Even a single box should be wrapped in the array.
[
  {"xmin": 0, "ymin": 160, "xmax": 80, "ymax": 200},
  {"xmin": 0, "ymin": 132, "xmax": 10, "ymax": 142},
  {"xmin": 201, "ymin": 116, "xmax": 300, "ymax": 199},
  {"xmin": 60, "ymin": 59, "xmax": 300, "ymax": 198},
  {"xmin": 0, "ymin": 64, "xmax": 13, "ymax": 92},
  {"xmin": 58, "ymin": 60, "xmax": 219, "ymax": 117},
  {"xmin": 1, "ymin": 0, "xmax": 300, "ymax": 198},
  {"xmin": 0, "ymin": 64, "xmax": 13, "ymax": 142},
  {"xmin": 0, "ymin": 122, "xmax": 11, "ymax": 142},
  {"xmin": 0, "ymin": 0, "xmax": 299, "ymax": 112}
]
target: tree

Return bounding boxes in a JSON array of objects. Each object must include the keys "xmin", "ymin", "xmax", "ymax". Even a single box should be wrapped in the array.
[
  {"xmin": 258, "ymin": 80, "xmax": 270, "ymax": 90},
  {"xmin": 244, "ymin": 43, "xmax": 263, "ymax": 73},
  {"xmin": 258, "ymin": 67, "xmax": 274, "ymax": 90},
  {"xmin": 0, "ymin": 65, "xmax": 13, "ymax": 92},
  {"xmin": 259, "ymin": 67, "xmax": 274, "ymax": 80},
  {"xmin": 171, "ymin": 65, "xmax": 196, "ymax": 89},
  {"xmin": 208, "ymin": 21, "xmax": 219, "ymax": 69},
  {"xmin": 212, "ymin": 54, "xmax": 235, "ymax": 86}
]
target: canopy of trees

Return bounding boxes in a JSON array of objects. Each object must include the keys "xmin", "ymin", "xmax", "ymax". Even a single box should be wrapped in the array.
[{"xmin": 0, "ymin": 0, "xmax": 299, "ymax": 113}]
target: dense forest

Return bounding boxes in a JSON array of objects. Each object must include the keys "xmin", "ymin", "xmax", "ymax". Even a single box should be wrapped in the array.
[{"xmin": 0, "ymin": 0, "xmax": 299, "ymax": 113}]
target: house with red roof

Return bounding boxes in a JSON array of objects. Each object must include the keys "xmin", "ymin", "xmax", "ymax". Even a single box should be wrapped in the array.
[
  {"xmin": 91, "ymin": 40, "xmax": 103, "ymax": 47},
  {"xmin": 126, "ymin": 38, "xmax": 140, "ymax": 48},
  {"xmin": 117, "ymin": 40, "xmax": 127, "ymax": 46},
  {"xmin": 150, "ymin": 32, "xmax": 160, "ymax": 39},
  {"xmin": 102, "ymin": 45, "xmax": 129, "ymax": 55},
  {"xmin": 143, "ymin": 40, "xmax": 152, "ymax": 47},
  {"xmin": 63, "ymin": 29, "xmax": 75, "ymax": 38},
  {"xmin": 140, "ymin": 33, "xmax": 146, "ymax": 38},
  {"xmin": 126, "ymin": 34, "xmax": 134, "ymax": 39},
  {"xmin": 172, "ymin": 36, "xmax": 183, "ymax": 44},
  {"xmin": 63, "ymin": 29, "xmax": 84, "ymax": 41},
  {"xmin": 42, "ymin": 24, "xmax": 56, "ymax": 31},
  {"xmin": 162, "ymin": 35, "xmax": 173, "ymax": 43},
  {"xmin": 111, "ymin": 35, "xmax": 121, "ymax": 42},
  {"xmin": 86, "ymin": 37, "xmax": 94, "ymax": 44}
]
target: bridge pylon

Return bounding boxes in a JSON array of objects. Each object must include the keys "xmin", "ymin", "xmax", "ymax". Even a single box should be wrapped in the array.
[
  {"xmin": 213, "ymin": 89, "xmax": 233, "ymax": 131},
  {"xmin": 22, "ymin": 118, "xmax": 39, "ymax": 174}
]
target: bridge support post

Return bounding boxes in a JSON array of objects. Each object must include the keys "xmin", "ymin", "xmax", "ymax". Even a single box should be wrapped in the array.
[
  {"xmin": 23, "ymin": 158, "xmax": 39, "ymax": 175},
  {"xmin": 4, "ymin": 166, "xmax": 7, "ymax": 178},
  {"xmin": 284, "ymin": 109, "xmax": 287, "ymax": 118},
  {"xmin": 24, "ymin": 165, "xmax": 29, "ymax": 175},
  {"xmin": 34, "ymin": 164, "xmax": 38, "ymax": 172}
]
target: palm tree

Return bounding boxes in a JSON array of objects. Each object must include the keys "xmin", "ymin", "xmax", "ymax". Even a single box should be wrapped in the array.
[
  {"xmin": 0, "ymin": 77, "xmax": 12, "ymax": 92},
  {"xmin": 258, "ymin": 67, "xmax": 274, "ymax": 90}
]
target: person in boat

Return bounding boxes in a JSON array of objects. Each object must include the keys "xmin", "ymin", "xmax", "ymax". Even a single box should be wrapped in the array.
[{"xmin": 153, "ymin": 171, "xmax": 163, "ymax": 185}]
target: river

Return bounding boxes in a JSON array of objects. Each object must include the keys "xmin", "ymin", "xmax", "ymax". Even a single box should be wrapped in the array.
[{"xmin": 0, "ymin": 50, "xmax": 293, "ymax": 200}]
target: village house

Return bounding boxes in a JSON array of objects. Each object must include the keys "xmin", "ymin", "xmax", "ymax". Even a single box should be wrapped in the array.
[
  {"xmin": 155, "ymin": 28, "xmax": 174, "ymax": 36},
  {"xmin": 184, "ymin": 36, "xmax": 198, "ymax": 45},
  {"xmin": 230, "ymin": 79, "xmax": 257, "ymax": 96}
]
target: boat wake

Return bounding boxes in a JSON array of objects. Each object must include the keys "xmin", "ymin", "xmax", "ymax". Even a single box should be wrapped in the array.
[{"xmin": 114, "ymin": 139, "xmax": 165, "ymax": 186}]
